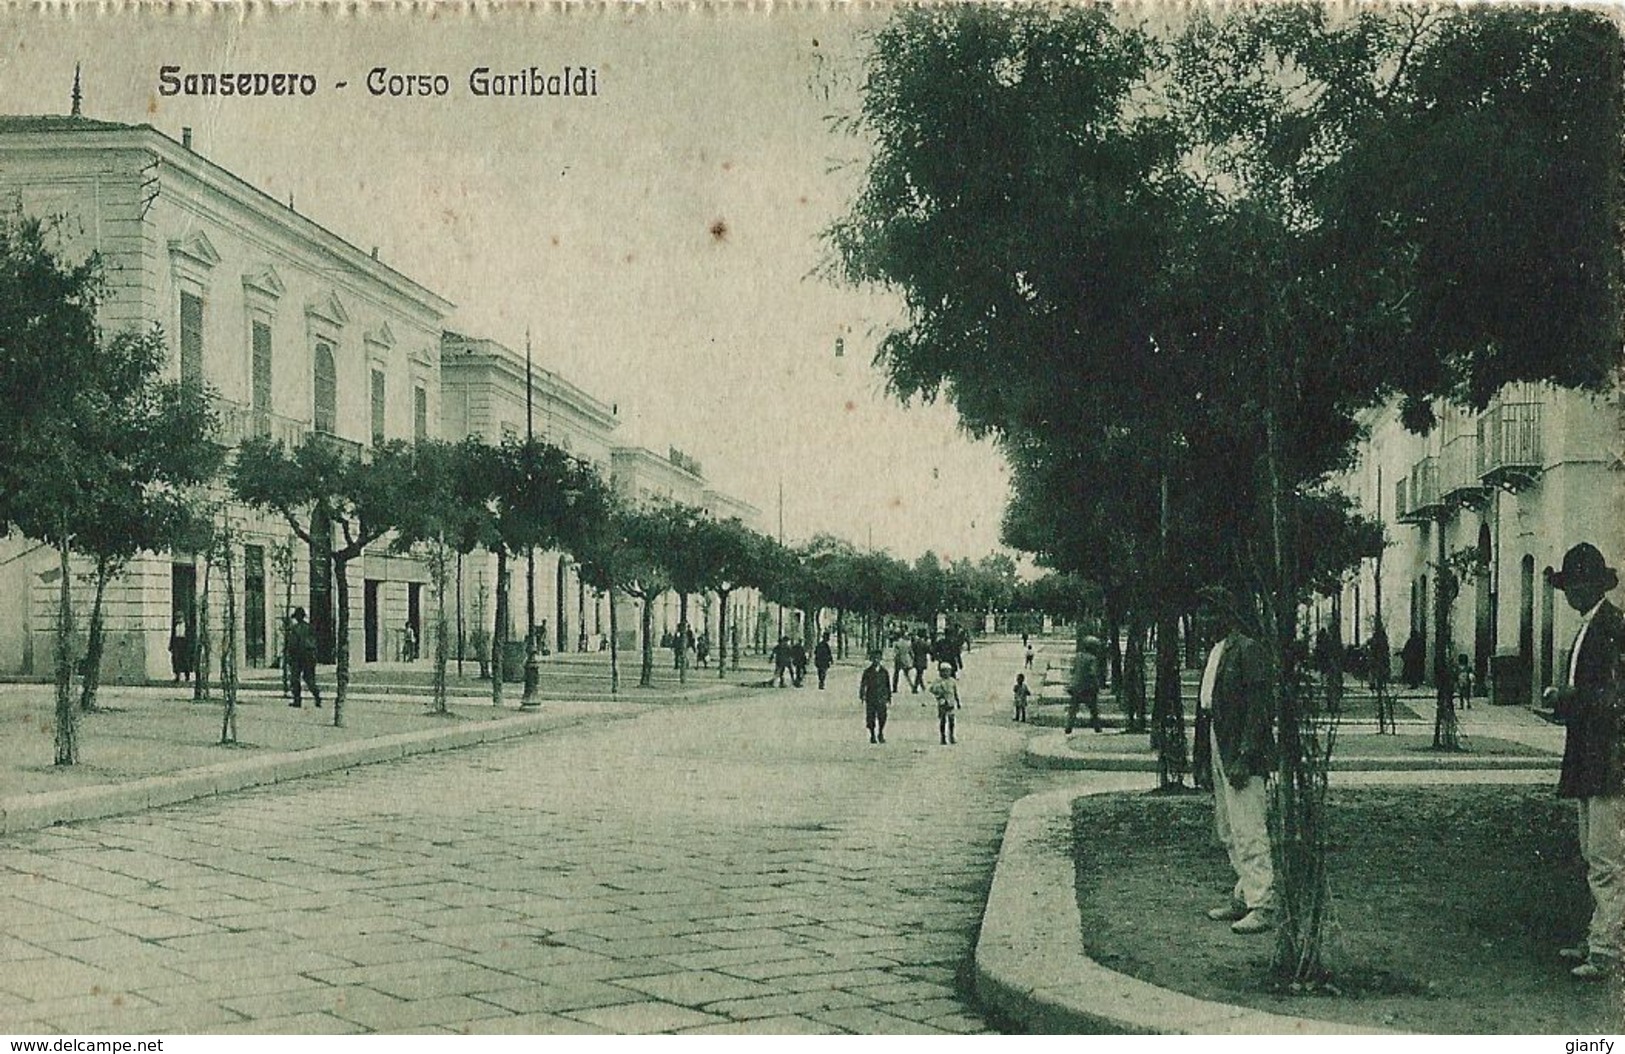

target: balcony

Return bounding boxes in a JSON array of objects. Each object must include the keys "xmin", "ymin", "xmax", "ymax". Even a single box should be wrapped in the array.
[
  {"xmin": 1439, "ymin": 431, "xmax": 1490, "ymax": 509},
  {"xmin": 1479, "ymin": 398, "xmax": 1544, "ymax": 491},
  {"xmin": 1397, "ymin": 456, "xmax": 1445, "ymax": 524}
]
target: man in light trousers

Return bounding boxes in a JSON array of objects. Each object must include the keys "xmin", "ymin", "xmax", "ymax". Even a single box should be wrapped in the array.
[
  {"xmin": 1200, "ymin": 598, "xmax": 1276, "ymax": 936},
  {"xmin": 1544, "ymin": 542, "xmax": 1625, "ymax": 981}
]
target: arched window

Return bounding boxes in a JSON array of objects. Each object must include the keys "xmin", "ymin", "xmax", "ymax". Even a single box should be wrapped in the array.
[{"xmin": 313, "ymin": 342, "xmax": 337, "ymax": 435}]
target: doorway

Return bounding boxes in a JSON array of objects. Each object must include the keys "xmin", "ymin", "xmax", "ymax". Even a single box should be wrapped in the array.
[
  {"xmin": 244, "ymin": 545, "xmax": 266, "ymax": 666},
  {"xmin": 364, "ymin": 580, "xmax": 381, "ymax": 663}
]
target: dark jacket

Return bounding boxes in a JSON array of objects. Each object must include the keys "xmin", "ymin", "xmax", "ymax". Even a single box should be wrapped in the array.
[
  {"xmin": 1208, "ymin": 633, "xmax": 1276, "ymax": 780},
  {"xmin": 860, "ymin": 664, "xmax": 892, "ymax": 707},
  {"xmin": 911, "ymin": 637, "xmax": 930, "ymax": 668},
  {"xmin": 790, "ymin": 643, "xmax": 808, "ymax": 669},
  {"xmin": 815, "ymin": 641, "xmax": 833, "ymax": 670},
  {"xmin": 1555, "ymin": 600, "xmax": 1625, "ymax": 799},
  {"xmin": 286, "ymin": 620, "xmax": 318, "ymax": 667}
]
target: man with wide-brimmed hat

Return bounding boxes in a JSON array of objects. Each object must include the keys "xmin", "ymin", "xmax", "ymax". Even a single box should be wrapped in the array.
[{"xmin": 1543, "ymin": 542, "xmax": 1625, "ymax": 980}]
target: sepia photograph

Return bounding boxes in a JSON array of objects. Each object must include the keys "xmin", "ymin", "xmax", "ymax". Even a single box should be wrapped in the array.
[{"xmin": 0, "ymin": 0, "xmax": 1620, "ymax": 1039}]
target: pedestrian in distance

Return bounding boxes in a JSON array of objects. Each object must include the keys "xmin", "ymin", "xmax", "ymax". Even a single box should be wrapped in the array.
[
  {"xmin": 403, "ymin": 620, "xmax": 418, "ymax": 662},
  {"xmin": 1454, "ymin": 652, "xmax": 1473, "ymax": 709},
  {"xmin": 1401, "ymin": 628, "xmax": 1426, "ymax": 688},
  {"xmin": 1542, "ymin": 543, "xmax": 1625, "ymax": 981},
  {"xmin": 814, "ymin": 632, "xmax": 834, "ymax": 690},
  {"xmin": 910, "ymin": 632, "xmax": 930, "ymax": 695},
  {"xmin": 892, "ymin": 634, "xmax": 912, "ymax": 694},
  {"xmin": 771, "ymin": 635, "xmax": 792, "ymax": 688},
  {"xmin": 860, "ymin": 649, "xmax": 892, "ymax": 744},
  {"xmin": 1012, "ymin": 672, "xmax": 1031, "ymax": 722},
  {"xmin": 790, "ymin": 638, "xmax": 808, "ymax": 688},
  {"xmin": 1066, "ymin": 636, "xmax": 1105, "ymax": 734},
  {"xmin": 285, "ymin": 606, "xmax": 322, "ymax": 709},
  {"xmin": 1199, "ymin": 593, "xmax": 1276, "ymax": 935},
  {"xmin": 931, "ymin": 662, "xmax": 960, "ymax": 745},
  {"xmin": 696, "ymin": 631, "xmax": 710, "ymax": 669},
  {"xmin": 1024, "ymin": 642, "xmax": 1034, "ymax": 670}
]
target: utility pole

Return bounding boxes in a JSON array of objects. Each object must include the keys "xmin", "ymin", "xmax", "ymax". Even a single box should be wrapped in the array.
[
  {"xmin": 522, "ymin": 329, "xmax": 540, "ymax": 707},
  {"xmin": 777, "ymin": 476, "xmax": 786, "ymax": 639}
]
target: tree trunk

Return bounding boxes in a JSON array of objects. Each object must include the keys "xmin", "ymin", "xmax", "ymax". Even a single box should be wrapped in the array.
[
  {"xmin": 1432, "ymin": 525, "xmax": 1460, "ymax": 750},
  {"xmin": 492, "ymin": 549, "xmax": 508, "ymax": 707},
  {"xmin": 717, "ymin": 589, "xmax": 730, "ymax": 679},
  {"xmin": 193, "ymin": 556, "xmax": 212, "ymax": 703},
  {"xmin": 332, "ymin": 555, "xmax": 351, "ymax": 728},
  {"xmin": 1264, "ymin": 387, "xmax": 1331, "ymax": 984},
  {"xmin": 835, "ymin": 606, "xmax": 846, "ymax": 660},
  {"xmin": 53, "ymin": 537, "xmax": 78, "ymax": 767},
  {"xmin": 639, "ymin": 594, "xmax": 655, "ymax": 688},
  {"xmin": 1121, "ymin": 611, "xmax": 1147, "ymax": 732},
  {"xmin": 1107, "ymin": 601, "xmax": 1124, "ymax": 693},
  {"xmin": 608, "ymin": 587, "xmax": 620, "ymax": 694},
  {"xmin": 678, "ymin": 591, "xmax": 690, "ymax": 685},
  {"xmin": 220, "ymin": 538, "xmax": 239, "ymax": 745},
  {"xmin": 1153, "ymin": 610, "xmax": 1187, "ymax": 788},
  {"xmin": 79, "ymin": 559, "xmax": 111, "ymax": 713},
  {"xmin": 432, "ymin": 544, "xmax": 450, "ymax": 715}
]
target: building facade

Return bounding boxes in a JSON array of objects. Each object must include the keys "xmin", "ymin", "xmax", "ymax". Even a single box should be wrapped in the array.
[
  {"xmin": 1321, "ymin": 380, "xmax": 1624, "ymax": 705},
  {"xmin": 0, "ymin": 115, "xmax": 451, "ymax": 679}
]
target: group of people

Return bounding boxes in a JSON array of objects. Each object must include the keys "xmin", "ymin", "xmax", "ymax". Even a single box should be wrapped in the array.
[
  {"xmin": 1199, "ymin": 541, "xmax": 1625, "ymax": 981},
  {"xmin": 882, "ymin": 625, "xmax": 970, "ymax": 695},
  {"xmin": 860, "ymin": 649, "xmax": 962, "ymax": 745},
  {"xmin": 663, "ymin": 625, "xmax": 713, "ymax": 669}
]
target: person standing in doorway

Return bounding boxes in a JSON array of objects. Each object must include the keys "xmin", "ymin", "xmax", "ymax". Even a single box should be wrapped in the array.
[
  {"xmin": 860, "ymin": 649, "xmax": 892, "ymax": 744},
  {"xmin": 1544, "ymin": 543, "xmax": 1625, "ymax": 981},
  {"xmin": 1200, "ymin": 596, "xmax": 1275, "ymax": 935},
  {"xmin": 286, "ymin": 607, "xmax": 322, "ymax": 709},
  {"xmin": 169, "ymin": 617, "xmax": 192, "ymax": 684},
  {"xmin": 931, "ymin": 662, "xmax": 960, "ymax": 745},
  {"xmin": 814, "ymin": 632, "xmax": 834, "ymax": 690}
]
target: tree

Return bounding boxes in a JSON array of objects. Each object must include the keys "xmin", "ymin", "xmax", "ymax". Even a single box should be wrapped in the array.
[
  {"xmin": 832, "ymin": 3, "xmax": 1620, "ymax": 983},
  {"xmin": 390, "ymin": 439, "xmax": 490, "ymax": 715},
  {"xmin": 691, "ymin": 517, "xmax": 772, "ymax": 677},
  {"xmin": 67, "ymin": 333, "xmax": 222, "ymax": 713},
  {"xmin": 230, "ymin": 434, "xmax": 415, "ymax": 727},
  {"xmin": 616, "ymin": 507, "xmax": 676, "ymax": 689},
  {"xmin": 656, "ymin": 503, "xmax": 714, "ymax": 686}
]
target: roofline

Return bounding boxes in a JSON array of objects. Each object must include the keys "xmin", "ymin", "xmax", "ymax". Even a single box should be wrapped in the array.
[
  {"xmin": 441, "ymin": 331, "xmax": 618, "ymax": 429},
  {"xmin": 0, "ymin": 121, "xmax": 455, "ymax": 320}
]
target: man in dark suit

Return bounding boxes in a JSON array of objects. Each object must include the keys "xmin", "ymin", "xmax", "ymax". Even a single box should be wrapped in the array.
[
  {"xmin": 285, "ymin": 606, "xmax": 322, "ymax": 709},
  {"xmin": 1199, "ymin": 594, "xmax": 1276, "ymax": 935},
  {"xmin": 859, "ymin": 650, "xmax": 892, "ymax": 744},
  {"xmin": 1543, "ymin": 542, "xmax": 1624, "ymax": 980}
]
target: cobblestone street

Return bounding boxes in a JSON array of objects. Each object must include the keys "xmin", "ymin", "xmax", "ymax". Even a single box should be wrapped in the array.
[{"xmin": 0, "ymin": 642, "xmax": 1068, "ymax": 1034}]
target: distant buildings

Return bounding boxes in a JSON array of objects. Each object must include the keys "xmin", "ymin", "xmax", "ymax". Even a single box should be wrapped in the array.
[
  {"xmin": 1319, "ymin": 380, "xmax": 1624, "ymax": 705},
  {"xmin": 0, "ymin": 108, "xmax": 761, "ymax": 682}
]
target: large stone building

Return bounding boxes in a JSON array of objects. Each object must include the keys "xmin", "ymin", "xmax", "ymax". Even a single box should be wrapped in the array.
[
  {"xmin": 440, "ymin": 330, "xmax": 619, "ymax": 656},
  {"xmin": 1321, "ymin": 380, "xmax": 1624, "ymax": 705},
  {"xmin": 0, "ymin": 114, "xmax": 451, "ymax": 680}
]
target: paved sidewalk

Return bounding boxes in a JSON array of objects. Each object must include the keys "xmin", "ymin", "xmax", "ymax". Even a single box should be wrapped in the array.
[{"xmin": 0, "ymin": 643, "xmax": 1061, "ymax": 1034}]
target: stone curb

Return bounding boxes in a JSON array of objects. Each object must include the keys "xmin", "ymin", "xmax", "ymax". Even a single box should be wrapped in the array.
[
  {"xmin": 973, "ymin": 784, "xmax": 1390, "ymax": 1035},
  {"xmin": 0, "ymin": 683, "xmax": 745, "ymax": 837},
  {"xmin": 1022, "ymin": 730, "xmax": 1560, "ymax": 773}
]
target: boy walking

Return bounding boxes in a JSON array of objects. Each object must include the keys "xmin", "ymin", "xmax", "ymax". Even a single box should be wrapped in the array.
[{"xmin": 931, "ymin": 662, "xmax": 960, "ymax": 745}]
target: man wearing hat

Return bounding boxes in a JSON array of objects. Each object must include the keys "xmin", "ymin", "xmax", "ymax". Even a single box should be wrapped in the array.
[
  {"xmin": 859, "ymin": 649, "xmax": 893, "ymax": 744},
  {"xmin": 1543, "ymin": 542, "xmax": 1625, "ymax": 980}
]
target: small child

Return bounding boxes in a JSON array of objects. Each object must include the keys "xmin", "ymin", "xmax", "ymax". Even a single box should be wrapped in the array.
[
  {"xmin": 1012, "ymin": 673, "xmax": 1031, "ymax": 722},
  {"xmin": 931, "ymin": 662, "xmax": 961, "ymax": 745},
  {"xmin": 1024, "ymin": 643, "xmax": 1035, "ymax": 669}
]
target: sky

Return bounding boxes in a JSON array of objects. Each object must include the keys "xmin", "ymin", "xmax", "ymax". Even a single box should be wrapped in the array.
[{"xmin": 1, "ymin": 6, "xmax": 1020, "ymax": 567}]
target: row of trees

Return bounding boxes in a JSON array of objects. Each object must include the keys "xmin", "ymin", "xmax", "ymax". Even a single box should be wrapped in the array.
[
  {"xmin": 831, "ymin": 5, "xmax": 1621, "ymax": 982},
  {"xmin": 0, "ymin": 209, "xmax": 1056, "ymax": 764}
]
